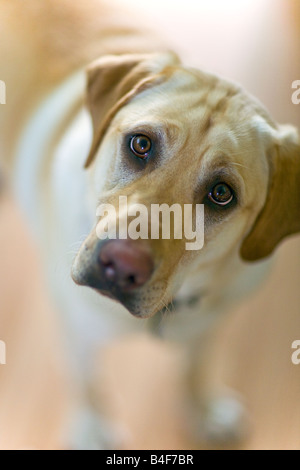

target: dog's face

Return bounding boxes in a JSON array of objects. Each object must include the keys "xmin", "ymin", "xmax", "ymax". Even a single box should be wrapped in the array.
[{"xmin": 72, "ymin": 52, "xmax": 300, "ymax": 318}]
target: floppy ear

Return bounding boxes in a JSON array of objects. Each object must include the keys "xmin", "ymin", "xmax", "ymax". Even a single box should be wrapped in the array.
[
  {"xmin": 84, "ymin": 52, "xmax": 180, "ymax": 168},
  {"xmin": 241, "ymin": 125, "xmax": 300, "ymax": 261}
]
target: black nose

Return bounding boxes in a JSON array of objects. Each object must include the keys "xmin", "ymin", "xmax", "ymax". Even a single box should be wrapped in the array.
[{"xmin": 99, "ymin": 239, "xmax": 154, "ymax": 292}]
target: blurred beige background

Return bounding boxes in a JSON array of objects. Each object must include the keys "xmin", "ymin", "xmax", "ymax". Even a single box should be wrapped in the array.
[{"xmin": 0, "ymin": 0, "xmax": 299, "ymax": 450}]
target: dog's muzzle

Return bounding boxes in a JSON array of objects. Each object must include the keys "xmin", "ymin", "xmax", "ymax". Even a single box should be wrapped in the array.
[{"xmin": 72, "ymin": 239, "xmax": 154, "ymax": 313}]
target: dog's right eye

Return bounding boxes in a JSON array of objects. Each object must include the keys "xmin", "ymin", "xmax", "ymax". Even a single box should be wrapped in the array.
[
  {"xmin": 208, "ymin": 183, "xmax": 234, "ymax": 206},
  {"xmin": 129, "ymin": 135, "xmax": 152, "ymax": 159}
]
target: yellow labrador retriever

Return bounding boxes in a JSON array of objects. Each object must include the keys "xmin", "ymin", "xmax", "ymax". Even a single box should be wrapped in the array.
[{"xmin": 1, "ymin": 0, "xmax": 299, "ymax": 448}]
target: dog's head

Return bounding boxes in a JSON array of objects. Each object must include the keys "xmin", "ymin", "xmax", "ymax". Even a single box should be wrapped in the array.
[{"xmin": 72, "ymin": 52, "xmax": 300, "ymax": 318}]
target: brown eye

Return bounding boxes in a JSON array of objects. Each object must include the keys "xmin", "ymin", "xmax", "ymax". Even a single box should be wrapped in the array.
[
  {"xmin": 130, "ymin": 135, "xmax": 151, "ymax": 158},
  {"xmin": 208, "ymin": 183, "xmax": 233, "ymax": 206}
]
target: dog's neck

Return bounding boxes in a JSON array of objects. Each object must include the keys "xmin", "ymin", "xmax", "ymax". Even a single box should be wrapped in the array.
[{"xmin": 14, "ymin": 71, "xmax": 89, "ymax": 237}]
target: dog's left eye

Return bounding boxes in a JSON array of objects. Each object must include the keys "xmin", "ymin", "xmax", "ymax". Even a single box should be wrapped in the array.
[
  {"xmin": 208, "ymin": 183, "xmax": 233, "ymax": 206},
  {"xmin": 129, "ymin": 135, "xmax": 152, "ymax": 158}
]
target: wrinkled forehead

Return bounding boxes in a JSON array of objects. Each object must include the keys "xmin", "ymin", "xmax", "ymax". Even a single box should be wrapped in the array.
[{"xmin": 113, "ymin": 66, "xmax": 273, "ymax": 158}]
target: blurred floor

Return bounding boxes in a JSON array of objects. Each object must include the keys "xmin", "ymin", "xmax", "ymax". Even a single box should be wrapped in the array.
[
  {"xmin": 0, "ymin": 0, "xmax": 299, "ymax": 450},
  {"xmin": 0, "ymin": 196, "xmax": 70, "ymax": 450}
]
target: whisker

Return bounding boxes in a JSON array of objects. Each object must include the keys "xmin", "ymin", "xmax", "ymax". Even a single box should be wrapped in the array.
[{"xmin": 230, "ymin": 162, "xmax": 253, "ymax": 171}]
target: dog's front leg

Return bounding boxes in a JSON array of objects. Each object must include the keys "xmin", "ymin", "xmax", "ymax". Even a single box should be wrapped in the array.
[
  {"xmin": 49, "ymin": 279, "xmax": 131, "ymax": 450},
  {"xmin": 183, "ymin": 329, "xmax": 249, "ymax": 446}
]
